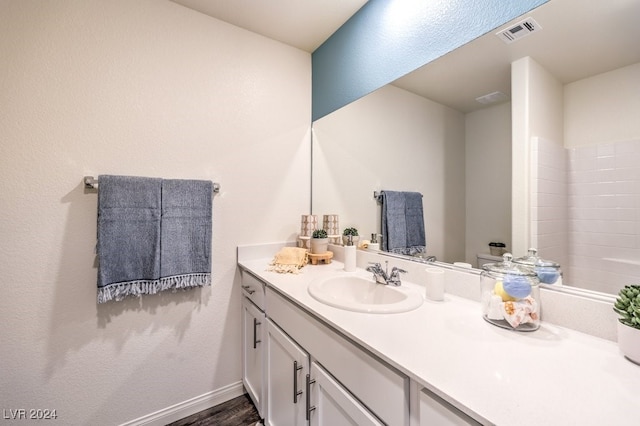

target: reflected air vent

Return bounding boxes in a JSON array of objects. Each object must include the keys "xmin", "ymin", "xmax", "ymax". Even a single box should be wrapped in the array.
[
  {"xmin": 475, "ymin": 91, "xmax": 507, "ymax": 105},
  {"xmin": 496, "ymin": 17, "xmax": 541, "ymax": 44}
]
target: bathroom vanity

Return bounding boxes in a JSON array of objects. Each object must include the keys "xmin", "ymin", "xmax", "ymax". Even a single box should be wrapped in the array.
[{"xmin": 239, "ymin": 244, "xmax": 640, "ymax": 425}]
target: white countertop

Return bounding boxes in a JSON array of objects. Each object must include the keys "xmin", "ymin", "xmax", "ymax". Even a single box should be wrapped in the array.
[{"xmin": 238, "ymin": 256, "xmax": 640, "ymax": 425}]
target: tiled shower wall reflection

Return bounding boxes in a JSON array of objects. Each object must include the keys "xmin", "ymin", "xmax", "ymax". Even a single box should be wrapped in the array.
[
  {"xmin": 531, "ymin": 137, "xmax": 569, "ymax": 275},
  {"xmin": 533, "ymin": 138, "xmax": 640, "ymax": 294}
]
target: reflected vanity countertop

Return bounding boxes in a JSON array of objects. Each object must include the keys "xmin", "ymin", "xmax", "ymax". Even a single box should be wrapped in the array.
[{"xmin": 238, "ymin": 254, "xmax": 640, "ymax": 425}]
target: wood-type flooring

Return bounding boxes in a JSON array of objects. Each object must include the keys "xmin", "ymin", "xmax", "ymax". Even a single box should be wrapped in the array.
[{"xmin": 166, "ymin": 394, "xmax": 261, "ymax": 426}]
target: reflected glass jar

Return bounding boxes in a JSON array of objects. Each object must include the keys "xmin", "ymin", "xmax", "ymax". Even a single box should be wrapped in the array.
[
  {"xmin": 513, "ymin": 248, "xmax": 563, "ymax": 285},
  {"xmin": 480, "ymin": 253, "xmax": 540, "ymax": 331}
]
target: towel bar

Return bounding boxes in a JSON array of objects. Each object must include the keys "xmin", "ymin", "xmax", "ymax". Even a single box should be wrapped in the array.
[{"xmin": 83, "ymin": 176, "xmax": 221, "ymax": 193}]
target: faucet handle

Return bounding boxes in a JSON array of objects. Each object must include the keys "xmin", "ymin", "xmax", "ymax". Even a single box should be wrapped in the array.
[
  {"xmin": 391, "ymin": 266, "xmax": 407, "ymax": 275},
  {"xmin": 387, "ymin": 266, "xmax": 406, "ymax": 286},
  {"xmin": 366, "ymin": 262, "xmax": 381, "ymax": 274}
]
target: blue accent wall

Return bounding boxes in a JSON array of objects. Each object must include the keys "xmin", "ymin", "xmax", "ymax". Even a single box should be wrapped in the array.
[{"xmin": 312, "ymin": 0, "xmax": 549, "ymax": 121}]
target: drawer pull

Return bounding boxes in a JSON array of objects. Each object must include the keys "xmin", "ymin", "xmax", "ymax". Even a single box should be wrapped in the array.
[
  {"xmin": 242, "ymin": 285, "xmax": 256, "ymax": 295},
  {"xmin": 306, "ymin": 374, "xmax": 316, "ymax": 420},
  {"xmin": 253, "ymin": 318, "xmax": 261, "ymax": 349},
  {"xmin": 293, "ymin": 361, "xmax": 303, "ymax": 403}
]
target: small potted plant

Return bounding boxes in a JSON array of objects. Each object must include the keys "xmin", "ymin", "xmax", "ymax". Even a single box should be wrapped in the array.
[
  {"xmin": 613, "ymin": 284, "xmax": 640, "ymax": 364},
  {"xmin": 310, "ymin": 229, "xmax": 329, "ymax": 254},
  {"xmin": 342, "ymin": 227, "xmax": 359, "ymax": 246}
]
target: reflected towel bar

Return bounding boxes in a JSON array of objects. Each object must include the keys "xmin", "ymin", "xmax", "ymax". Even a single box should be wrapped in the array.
[
  {"xmin": 374, "ymin": 190, "xmax": 423, "ymax": 202},
  {"xmin": 83, "ymin": 176, "xmax": 220, "ymax": 193}
]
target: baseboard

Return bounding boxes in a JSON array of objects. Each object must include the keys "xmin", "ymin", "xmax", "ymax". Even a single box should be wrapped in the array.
[{"xmin": 120, "ymin": 381, "xmax": 245, "ymax": 426}]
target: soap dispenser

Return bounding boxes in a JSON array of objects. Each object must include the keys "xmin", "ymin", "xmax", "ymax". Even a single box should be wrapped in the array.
[
  {"xmin": 368, "ymin": 233, "xmax": 380, "ymax": 252},
  {"xmin": 344, "ymin": 235, "xmax": 356, "ymax": 272}
]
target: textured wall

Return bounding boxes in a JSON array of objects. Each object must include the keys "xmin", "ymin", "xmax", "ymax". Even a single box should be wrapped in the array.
[
  {"xmin": 0, "ymin": 1, "xmax": 310, "ymax": 424},
  {"xmin": 312, "ymin": 0, "xmax": 549, "ymax": 120}
]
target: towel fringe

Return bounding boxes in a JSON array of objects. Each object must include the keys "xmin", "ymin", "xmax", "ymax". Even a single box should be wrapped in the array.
[
  {"xmin": 159, "ymin": 273, "xmax": 211, "ymax": 291},
  {"xmin": 389, "ymin": 246, "xmax": 426, "ymax": 256},
  {"xmin": 97, "ymin": 274, "xmax": 211, "ymax": 303}
]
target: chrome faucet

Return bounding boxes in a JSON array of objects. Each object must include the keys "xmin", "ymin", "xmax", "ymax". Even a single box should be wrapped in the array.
[
  {"xmin": 366, "ymin": 261, "xmax": 407, "ymax": 286},
  {"xmin": 366, "ymin": 262, "xmax": 388, "ymax": 284}
]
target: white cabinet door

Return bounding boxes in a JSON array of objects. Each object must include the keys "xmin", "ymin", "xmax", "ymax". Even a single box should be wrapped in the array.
[
  {"xmin": 242, "ymin": 296, "xmax": 265, "ymax": 418},
  {"xmin": 266, "ymin": 319, "xmax": 309, "ymax": 426},
  {"xmin": 419, "ymin": 388, "xmax": 482, "ymax": 426},
  {"xmin": 308, "ymin": 361, "xmax": 383, "ymax": 426},
  {"xmin": 266, "ymin": 286, "xmax": 409, "ymax": 425}
]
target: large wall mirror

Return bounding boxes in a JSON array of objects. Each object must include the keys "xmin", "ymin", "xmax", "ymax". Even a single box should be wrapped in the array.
[{"xmin": 312, "ymin": 0, "xmax": 640, "ymax": 296}]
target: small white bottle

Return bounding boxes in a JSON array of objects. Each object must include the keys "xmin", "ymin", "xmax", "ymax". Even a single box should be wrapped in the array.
[{"xmin": 344, "ymin": 235, "xmax": 356, "ymax": 272}]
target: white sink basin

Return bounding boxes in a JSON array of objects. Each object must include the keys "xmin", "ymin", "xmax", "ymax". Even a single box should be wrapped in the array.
[{"xmin": 308, "ymin": 273, "xmax": 423, "ymax": 314}]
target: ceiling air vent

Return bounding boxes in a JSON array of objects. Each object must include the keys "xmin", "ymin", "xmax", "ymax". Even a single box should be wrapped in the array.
[{"xmin": 496, "ymin": 17, "xmax": 541, "ymax": 44}]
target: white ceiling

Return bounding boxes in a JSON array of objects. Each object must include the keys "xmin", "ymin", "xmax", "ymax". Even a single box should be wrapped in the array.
[
  {"xmin": 170, "ymin": 0, "xmax": 640, "ymax": 114},
  {"xmin": 170, "ymin": 0, "xmax": 369, "ymax": 52}
]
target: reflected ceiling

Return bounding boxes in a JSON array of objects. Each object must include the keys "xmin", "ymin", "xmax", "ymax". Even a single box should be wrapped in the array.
[{"xmin": 392, "ymin": 0, "xmax": 640, "ymax": 113}]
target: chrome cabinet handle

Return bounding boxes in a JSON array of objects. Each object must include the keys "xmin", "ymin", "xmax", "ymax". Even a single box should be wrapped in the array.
[
  {"xmin": 293, "ymin": 361, "xmax": 303, "ymax": 403},
  {"xmin": 305, "ymin": 374, "xmax": 316, "ymax": 420},
  {"xmin": 252, "ymin": 318, "xmax": 261, "ymax": 349},
  {"xmin": 242, "ymin": 285, "xmax": 256, "ymax": 295}
]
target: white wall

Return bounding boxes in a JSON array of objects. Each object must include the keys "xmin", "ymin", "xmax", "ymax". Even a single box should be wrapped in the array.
[
  {"xmin": 564, "ymin": 62, "xmax": 640, "ymax": 148},
  {"xmin": 465, "ymin": 102, "xmax": 512, "ymax": 265},
  {"xmin": 0, "ymin": 1, "xmax": 310, "ymax": 425},
  {"xmin": 524, "ymin": 62, "xmax": 639, "ymax": 295},
  {"xmin": 511, "ymin": 56, "xmax": 563, "ymax": 257},
  {"xmin": 562, "ymin": 62, "xmax": 640, "ymax": 293},
  {"xmin": 312, "ymin": 84, "xmax": 466, "ymax": 263}
]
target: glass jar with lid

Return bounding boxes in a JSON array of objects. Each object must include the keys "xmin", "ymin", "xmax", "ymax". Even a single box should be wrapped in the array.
[
  {"xmin": 480, "ymin": 253, "xmax": 540, "ymax": 331},
  {"xmin": 513, "ymin": 248, "xmax": 562, "ymax": 285}
]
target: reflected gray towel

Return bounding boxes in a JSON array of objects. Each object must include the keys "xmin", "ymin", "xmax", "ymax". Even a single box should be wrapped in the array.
[
  {"xmin": 97, "ymin": 175, "xmax": 212, "ymax": 303},
  {"xmin": 404, "ymin": 191, "xmax": 426, "ymax": 250},
  {"xmin": 381, "ymin": 191, "xmax": 407, "ymax": 252},
  {"xmin": 381, "ymin": 190, "xmax": 426, "ymax": 256}
]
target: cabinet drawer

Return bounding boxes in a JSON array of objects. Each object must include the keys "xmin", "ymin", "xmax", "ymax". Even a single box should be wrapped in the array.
[
  {"xmin": 241, "ymin": 270, "xmax": 265, "ymax": 311},
  {"xmin": 267, "ymin": 288, "xmax": 409, "ymax": 426},
  {"xmin": 310, "ymin": 361, "xmax": 383, "ymax": 426}
]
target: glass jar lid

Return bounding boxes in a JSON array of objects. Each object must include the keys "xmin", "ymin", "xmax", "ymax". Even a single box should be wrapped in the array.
[
  {"xmin": 482, "ymin": 253, "xmax": 538, "ymax": 278},
  {"xmin": 513, "ymin": 248, "xmax": 560, "ymax": 268},
  {"xmin": 513, "ymin": 248, "xmax": 562, "ymax": 284}
]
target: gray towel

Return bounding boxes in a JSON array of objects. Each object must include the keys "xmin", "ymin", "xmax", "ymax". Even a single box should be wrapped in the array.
[
  {"xmin": 97, "ymin": 175, "xmax": 212, "ymax": 303},
  {"xmin": 97, "ymin": 175, "xmax": 162, "ymax": 303},
  {"xmin": 381, "ymin": 190, "xmax": 426, "ymax": 256},
  {"xmin": 159, "ymin": 179, "xmax": 212, "ymax": 290}
]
